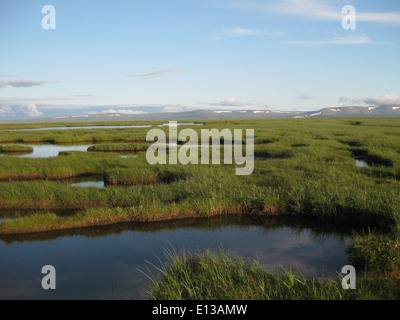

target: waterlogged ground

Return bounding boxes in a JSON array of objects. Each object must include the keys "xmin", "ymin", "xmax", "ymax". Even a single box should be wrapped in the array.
[
  {"xmin": 0, "ymin": 118, "xmax": 399, "ymax": 299},
  {"xmin": 0, "ymin": 216, "xmax": 351, "ymax": 300},
  {"xmin": 0, "ymin": 144, "xmax": 93, "ymax": 158},
  {"xmin": 69, "ymin": 176, "xmax": 105, "ymax": 188}
]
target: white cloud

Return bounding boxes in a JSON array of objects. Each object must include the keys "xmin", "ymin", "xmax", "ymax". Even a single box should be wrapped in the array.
[
  {"xmin": 164, "ymin": 106, "xmax": 182, "ymax": 112},
  {"xmin": 219, "ymin": 98, "xmax": 243, "ymax": 106},
  {"xmin": 298, "ymin": 93, "xmax": 313, "ymax": 100},
  {"xmin": 100, "ymin": 108, "xmax": 148, "ymax": 115},
  {"xmin": 286, "ymin": 34, "xmax": 384, "ymax": 46},
  {"xmin": 24, "ymin": 103, "xmax": 43, "ymax": 116},
  {"xmin": 223, "ymin": 27, "xmax": 282, "ymax": 37},
  {"xmin": 0, "ymin": 79, "xmax": 55, "ymax": 88},
  {"xmin": 200, "ymin": 97, "xmax": 243, "ymax": 107},
  {"xmin": 0, "ymin": 103, "xmax": 44, "ymax": 117},
  {"xmin": 339, "ymin": 94, "xmax": 400, "ymax": 106},
  {"xmin": 357, "ymin": 12, "xmax": 400, "ymax": 24},
  {"xmin": 229, "ymin": 0, "xmax": 400, "ymax": 25},
  {"xmin": 127, "ymin": 69, "xmax": 186, "ymax": 79},
  {"xmin": 0, "ymin": 105, "xmax": 12, "ymax": 116},
  {"xmin": 365, "ymin": 94, "xmax": 400, "ymax": 106},
  {"xmin": 338, "ymin": 96, "xmax": 350, "ymax": 103},
  {"xmin": 208, "ymin": 26, "xmax": 282, "ymax": 41},
  {"xmin": 199, "ymin": 98, "xmax": 273, "ymax": 110}
]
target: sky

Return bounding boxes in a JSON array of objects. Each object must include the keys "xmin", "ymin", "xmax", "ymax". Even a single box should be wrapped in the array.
[{"xmin": 0, "ymin": 0, "xmax": 399, "ymax": 119}]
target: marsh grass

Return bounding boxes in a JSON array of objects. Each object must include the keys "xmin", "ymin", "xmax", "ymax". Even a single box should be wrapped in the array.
[
  {"xmin": 0, "ymin": 145, "xmax": 33, "ymax": 153},
  {"xmin": 2, "ymin": 118, "xmax": 400, "ymax": 299},
  {"xmin": 351, "ymin": 148, "xmax": 394, "ymax": 167},
  {"xmin": 88, "ymin": 143, "xmax": 150, "ymax": 153},
  {"xmin": 347, "ymin": 231, "xmax": 400, "ymax": 278},
  {"xmin": 1, "ymin": 117, "xmax": 400, "ymax": 235},
  {"xmin": 0, "ymin": 151, "xmax": 120, "ymax": 181},
  {"xmin": 142, "ymin": 248, "xmax": 400, "ymax": 300}
]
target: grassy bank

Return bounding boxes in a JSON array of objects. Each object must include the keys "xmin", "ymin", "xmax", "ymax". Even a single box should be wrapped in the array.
[
  {"xmin": 0, "ymin": 154, "xmax": 399, "ymax": 232},
  {"xmin": 1, "ymin": 118, "xmax": 400, "ymax": 300},
  {"xmin": 0, "ymin": 120, "xmax": 161, "ymax": 144},
  {"xmin": 87, "ymin": 143, "xmax": 150, "ymax": 153},
  {"xmin": 0, "ymin": 118, "xmax": 399, "ymax": 234},
  {"xmin": 143, "ymin": 249, "xmax": 400, "ymax": 300},
  {"xmin": 0, "ymin": 151, "xmax": 121, "ymax": 181},
  {"xmin": 0, "ymin": 145, "xmax": 33, "ymax": 153}
]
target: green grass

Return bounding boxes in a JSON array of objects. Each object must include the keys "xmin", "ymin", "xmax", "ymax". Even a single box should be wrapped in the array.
[
  {"xmin": 0, "ymin": 145, "xmax": 33, "ymax": 153},
  {"xmin": 87, "ymin": 143, "xmax": 150, "ymax": 153},
  {"xmin": 0, "ymin": 120, "xmax": 164, "ymax": 144},
  {"xmin": 1, "ymin": 118, "xmax": 400, "ymax": 300},
  {"xmin": 347, "ymin": 231, "xmax": 400, "ymax": 278},
  {"xmin": 142, "ymin": 248, "xmax": 400, "ymax": 300},
  {"xmin": 1, "ymin": 117, "xmax": 400, "ymax": 233},
  {"xmin": 0, "ymin": 151, "xmax": 121, "ymax": 181}
]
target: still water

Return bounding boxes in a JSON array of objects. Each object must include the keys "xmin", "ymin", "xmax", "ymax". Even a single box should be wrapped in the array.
[
  {"xmin": 355, "ymin": 159, "xmax": 369, "ymax": 168},
  {"xmin": 69, "ymin": 176, "xmax": 105, "ymax": 188},
  {"xmin": 0, "ymin": 144, "xmax": 93, "ymax": 158},
  {"xmin": 0, "ymin": 216, "xmax": 352, "ymax": 300},
  {"xmin": 0, "ymin": 143, "xmax": 216, "ymax": 158}
]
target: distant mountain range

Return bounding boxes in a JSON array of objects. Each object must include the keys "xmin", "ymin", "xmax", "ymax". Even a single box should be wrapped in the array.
[{"xmin": 2, "ymin": 105, "xmax": 400, "ymax": 123}]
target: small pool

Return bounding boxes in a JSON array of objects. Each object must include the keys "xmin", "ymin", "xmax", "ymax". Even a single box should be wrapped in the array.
[
  {"xmin": 355, "ymin": 157, "xmax": 369, "ymax": 168},
  {"xmin": 0, "ymin": 144, "xmax": 93, "ymax": 158},
  {"xmin": 0, "ymin": 215, "xmax": 353, "ymax": 300},
  {"xmin": 70, "ymin": 180, "xmax": 105, "ymax": 188}
]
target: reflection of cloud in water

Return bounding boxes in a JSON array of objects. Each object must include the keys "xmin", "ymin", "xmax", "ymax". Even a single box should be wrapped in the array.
[
  {"xmin": 207, "ymin": 227, "xmax": 350, "ymax": 277},
  {"xmin": 0, "ymin": 219, "xmax": 351, "ymax": 299},
  {"xmin": 0, "ymin": 278, "xmax": 40, "ymax": 300},
  {"xmin": 2, "ymin": 144, "xmax": 92, "ymax": 158}
]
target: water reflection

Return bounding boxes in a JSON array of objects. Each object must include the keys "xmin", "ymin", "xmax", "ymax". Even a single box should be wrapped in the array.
[
  {"xmin": 69, "ymin": 176, "xmax": 105, "ymax": 188},
  {"xmin": 121, "ymin": 154, "xmax": 138, "ymax": 159},
  {"xmin": 1, "ymin": 144, "xmax": 93, "ymax": 158},
  {"xmin": 356, "ymin": 159, "xmax": 369, "ymax": 168},
  {"xmin": 0, "ymin": 215, "xmax": 352, "ymax": 300}
]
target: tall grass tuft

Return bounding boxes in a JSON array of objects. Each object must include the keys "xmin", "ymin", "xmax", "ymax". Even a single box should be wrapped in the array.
[{"xmin": 142, "ymin": 248, "xmax": 400, "ymax": 300}]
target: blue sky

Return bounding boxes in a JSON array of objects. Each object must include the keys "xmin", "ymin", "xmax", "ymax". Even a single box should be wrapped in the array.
[{"xmin": 0, "ymin": 0, "xmax": 399, "ymax": 119}]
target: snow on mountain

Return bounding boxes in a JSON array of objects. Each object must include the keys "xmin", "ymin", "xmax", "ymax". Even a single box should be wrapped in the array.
[{"xmin": 2, "ymin": 105, "xmax": 400, "ymax": 123}]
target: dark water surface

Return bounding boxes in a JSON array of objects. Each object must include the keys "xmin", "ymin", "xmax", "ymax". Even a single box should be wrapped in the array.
[{"xmin": 0, "ymin": 216, "xmax": 352, "ymax": 300}]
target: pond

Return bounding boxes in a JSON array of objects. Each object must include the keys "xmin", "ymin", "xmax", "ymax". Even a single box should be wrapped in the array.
[
  {"xmin": 0, "ymin": 144, "xmax": 93, "ymax": 158},
  {"xmin": 0, "ymin": 215, "xmax": 352, "ymax": 300},
  {"xmin": 121, "ymin": 154, "xmax": 138, "ymax": 159},
  {"xmin": 0, "ymin": 144, "xmax": 148, "ymax": 158},
  {"xmin": 0, "ymin": 143, "xmax": 226, "ymax": 159},
  {"xmin": 69, "ymin": 176, "xmax": 105, "ymax": 188},
  {"xmin": 356, "ymin": 159, "xmax": 369, "ymax": 168}
]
